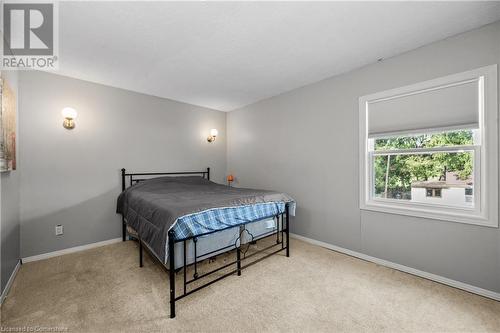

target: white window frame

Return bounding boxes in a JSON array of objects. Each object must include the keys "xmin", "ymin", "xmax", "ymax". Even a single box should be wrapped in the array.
[{"xmin": 359, "ymin": 65, "xmax": 498, "ymax": 227}]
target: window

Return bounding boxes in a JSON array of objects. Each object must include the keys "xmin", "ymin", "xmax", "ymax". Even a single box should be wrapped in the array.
[
  {"xmin": 372, "ymin": 129, "xmax": 476, "ymax": 208},
  {"xmin": 359, "ymin": 65, "xmax": 498, "ymax": 227},
  {"xmin": 426, "ymin": 189, "xmax": 442, "ymax": 198}
]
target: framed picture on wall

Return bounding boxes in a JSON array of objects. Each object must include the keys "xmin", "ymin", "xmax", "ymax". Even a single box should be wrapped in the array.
[{"xmin": 0, "ymin": 75, "xmax": 17, "ymax": 172}]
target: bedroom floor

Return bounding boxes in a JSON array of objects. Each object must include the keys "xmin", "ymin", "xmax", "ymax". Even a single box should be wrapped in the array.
[{"xmin": 2, "ymin": 239, "xmax": 499, "ymax": 333}]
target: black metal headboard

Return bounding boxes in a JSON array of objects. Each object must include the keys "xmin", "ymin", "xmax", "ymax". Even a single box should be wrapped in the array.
[{"xmin": 121, "ymin": 167, "xmax": 210, "ymax": 191}]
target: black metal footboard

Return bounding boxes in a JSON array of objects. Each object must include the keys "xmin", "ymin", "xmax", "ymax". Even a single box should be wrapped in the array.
[
  {"xmin": 120, "ymin": 168, "xmax": 290, "ymax": 319},
  {"xmin": 168, "ymin": 203, "xmax": 290, "ymax": 318}
]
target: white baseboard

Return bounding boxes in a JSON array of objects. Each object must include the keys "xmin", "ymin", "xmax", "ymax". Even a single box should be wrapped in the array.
[
  {"xmin": 290, "ymin": 233, "xmax": 500, "ymax": 302},
  {"xmin": 22, "ymin": 238, "xmax": 122, "ymax": 263},
  {"xmin": 0, "ymin": 259, "xmax": 21, "ymax": 305}
]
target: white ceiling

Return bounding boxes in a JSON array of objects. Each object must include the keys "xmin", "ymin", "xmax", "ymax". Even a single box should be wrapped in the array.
[{"xmin": 58, "ymin": 1, "xmax": 500, "ymax": 111}]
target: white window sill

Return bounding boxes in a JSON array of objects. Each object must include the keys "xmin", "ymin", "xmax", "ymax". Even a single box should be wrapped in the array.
[{"xmin": 360, "ymin": 201, "xmax": 497, "ymax": 228}]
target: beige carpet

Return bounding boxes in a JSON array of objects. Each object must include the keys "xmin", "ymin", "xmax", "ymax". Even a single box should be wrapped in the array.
[{"xmin": 1, "ymin": 238, "xmax": 499, "ymax": 333}]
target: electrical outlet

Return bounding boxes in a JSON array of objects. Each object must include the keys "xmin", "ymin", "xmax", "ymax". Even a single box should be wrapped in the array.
[{"xmin": 55, "ymin": 224, "xmax": 63, "ymax": 236}]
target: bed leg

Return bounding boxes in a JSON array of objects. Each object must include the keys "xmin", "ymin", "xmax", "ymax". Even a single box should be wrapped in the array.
[
  {"xmin": 168, "ymin": 231, "xmax": 176, "ymax": 319},
  {"xmin": 193, "ymin": 237, "xmax": 198, "ymax": 279},
  {"xmin": 183, "ymin": 240, "xmax": 187, "ymax": 295},
  {"xmin": 139, "ymin": 238, "xmax": 143, "ymax": 267},
  {"xmin": 236, "ymin": 246, "xmax": 241, "ymax": 276},
  {"xmin": 285, "ymin": 204, "xmax": 290, "ymax": 257},
  {"xmin": 276, "ymin": 215, "xmax": 280, "ymax": 244},
  {"xmin": 121, "ymin": 168, "xmax": 126, "ymax": 241},
  {"xmin": 122, "ymin": 217, "xmax": 126, "ymax": 241},
  {"xmin": 281, "ymin": 213, "xmax": 285, "ymax": 250}
]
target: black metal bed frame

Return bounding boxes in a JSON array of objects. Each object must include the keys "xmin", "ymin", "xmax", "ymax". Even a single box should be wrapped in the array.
[{"xmin": 120, "ymin": 168, "xmax": 290, "ymax": 318}]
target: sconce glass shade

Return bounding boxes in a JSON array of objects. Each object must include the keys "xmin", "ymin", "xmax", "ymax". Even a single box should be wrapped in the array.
[
  {"xmin": 62, "ymin": 107, "xmax": 77, "ymax": 119},
  {"xmin": 207, "ymin": 128, "xmax": 218, "ymax": 142}
]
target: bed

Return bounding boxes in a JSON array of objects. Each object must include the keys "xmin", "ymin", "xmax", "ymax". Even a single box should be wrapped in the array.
[{"xmin": 116, "ymin": 168, "xmax": 295, "ymax": 318}]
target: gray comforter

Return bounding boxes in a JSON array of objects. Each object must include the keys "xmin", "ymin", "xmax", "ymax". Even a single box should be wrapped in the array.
[{"xmin": 116, "ymin": 176, "xmax": 294, "ymax": 262}]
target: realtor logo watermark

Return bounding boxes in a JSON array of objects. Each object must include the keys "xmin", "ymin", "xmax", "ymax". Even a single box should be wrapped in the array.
[{"xmin": 1, "ymin": 1, "xmax": 59, "ymax": 70}]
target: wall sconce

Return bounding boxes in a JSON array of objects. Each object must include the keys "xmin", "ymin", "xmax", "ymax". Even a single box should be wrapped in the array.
[
  {"xmin": 207, "ymin": 128, "xmax": 218, "ymax": 143},
  {"xmin": 62, "ymin": 107, "xmax": 77, "ymax": 130}
]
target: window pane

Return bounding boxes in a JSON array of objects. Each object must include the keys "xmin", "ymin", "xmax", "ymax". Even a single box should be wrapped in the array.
[
  {"xmin": 373, "ymin": 151, "xmax": 474, "ymax": 208},
  {"xmin": 374, "ymin": 130, "xmax": 474, "ymax": 151}
]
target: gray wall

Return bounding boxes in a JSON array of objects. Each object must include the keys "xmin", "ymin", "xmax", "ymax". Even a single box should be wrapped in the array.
[
  {"xmin": 19, "ymin": 71, "xmax": 226, "ymax": 258},
  {"xmin": 1, "ymin": 70, "xmax": 20, "ymax": 293},
  {"xmin": 227, "ymin": 22, "xmax": 500, "ymax": 293}
]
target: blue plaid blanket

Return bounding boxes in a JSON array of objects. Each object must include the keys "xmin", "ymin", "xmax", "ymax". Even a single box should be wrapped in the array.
[{"xmin": 170, "ymin": 202, "xmax": 287, "ymax": 241}]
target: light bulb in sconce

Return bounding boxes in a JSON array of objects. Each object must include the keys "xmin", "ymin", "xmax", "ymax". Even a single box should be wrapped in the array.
[
  {"xmin": 207, "ymin": 128, "xmax": 218, "ymax": 143},
  {"xmin": 62, "ymin": 107, "xmax": 77, "ymax": 130}
]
